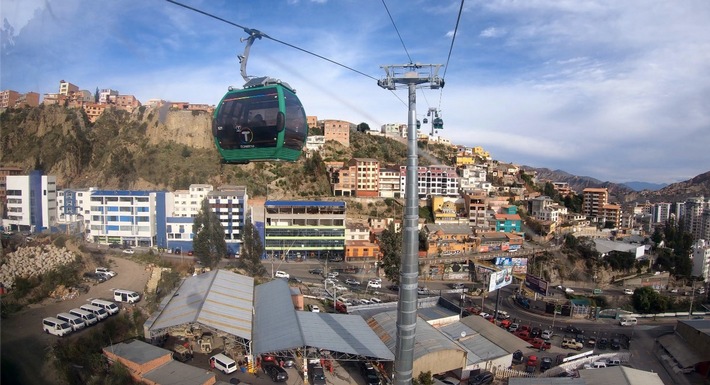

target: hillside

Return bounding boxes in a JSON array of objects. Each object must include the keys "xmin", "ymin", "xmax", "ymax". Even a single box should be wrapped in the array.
[
  {"xmin": 0, "ymin": 105, "xmax": 424, "ymax": 198},
  {"xmin": 526, "ymin": 167, "xmax": 710, "ymax": 205}
]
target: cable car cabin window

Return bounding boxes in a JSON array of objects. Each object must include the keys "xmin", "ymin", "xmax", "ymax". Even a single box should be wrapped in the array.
[
  {"xmin": 213, "ymin": 89, "xmax": 280, "ymax": 149},
  {"xmin": 283, "ymin": 89, "xmax": 307, "ymax": 150}
]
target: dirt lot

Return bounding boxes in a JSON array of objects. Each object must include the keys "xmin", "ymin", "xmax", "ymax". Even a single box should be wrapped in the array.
[{"xmin": 0, "ymin": 256, "xmax": 152, "ymax": 384}]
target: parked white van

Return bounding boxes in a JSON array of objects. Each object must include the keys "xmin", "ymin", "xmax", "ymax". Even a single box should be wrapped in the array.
[
  {"xmin": 619, "ymin": 316, "xmax": 637, "ymax": 326},
  {"xmin": 42, "ymin": 317, "xmax": 73, "ymax": 337},
  {"xmin": 90, "ymin": 299, "xmax": 120, "ymax": 315},
  {"xmin": 114, "ymin": 289, "xmax": 141, "ymax": 304},
  {"xmin": 69, "ymin": 308, "xmax": 98, "ymax": 326},
  {"xmin": 210, "ymin": 353, "xmax": 237, "ymax": 374},
  {"xmin": 57, "ymin": 312, "xmax": 86, "ymax": 331},
  {"xmin": 80, "ymin": 304, "xmax": 109, "ymax": 321}
]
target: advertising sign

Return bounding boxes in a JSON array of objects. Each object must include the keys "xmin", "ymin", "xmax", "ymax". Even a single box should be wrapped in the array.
[
  {"xmin": 488, "ymin": 267, "xmax": 513, "ymax": 291},
  {"xmin": 495, "ymin": 257, "xmax": 528, "ymax": 275},
  {"xmin": 524, "ymin": 274, "xmax": 549, "ymax": 296}
]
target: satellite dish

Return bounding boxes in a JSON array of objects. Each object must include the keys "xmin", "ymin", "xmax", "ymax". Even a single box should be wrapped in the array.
[{"xmin": 460, "ymin": 331, "xmax": 466, "ymax": 338}]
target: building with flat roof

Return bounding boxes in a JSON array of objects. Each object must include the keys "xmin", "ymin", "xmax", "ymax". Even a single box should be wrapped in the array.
[
  {"xmin": 88, "ymin": 190, "xmax": 167, "ymax": 247},
  {"xmin": 264, "ymin": 200, "xmax": 346, "ymax": 260},
  {"xmin": 4, "ymin": 171, "xmax": 57, "ymax": 232}
]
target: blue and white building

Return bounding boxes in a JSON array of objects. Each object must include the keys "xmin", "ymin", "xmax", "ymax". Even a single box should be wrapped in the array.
[
  {"xmin": 88, "ymin": 190, "xmax": 167, "ymax": 247},
  {"xmin": 4, "ymin": 170, "xmax": 57, "ymax": 232}
]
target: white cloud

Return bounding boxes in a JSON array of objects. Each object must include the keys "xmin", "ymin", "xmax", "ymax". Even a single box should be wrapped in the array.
[{"xmin": 479, "ymin": 26, "xmax": 504, "ymax": 38}]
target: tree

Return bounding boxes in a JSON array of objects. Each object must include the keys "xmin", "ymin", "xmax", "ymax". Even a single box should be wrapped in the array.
[
  {"xmin": 237, "ymin": 214, "xmax": 267, "ymax": 277},
  {"xmin": 356, "ymin": 122, "xmax": 370, "ymax": 132},
  {"xmin": 192, "ymin": 199, "xmax": 227, "ymax": 268},
  {"xmin": 379, "ymin": 223, "xmax": 403, "ymax": 284},
  {"xmin": 632, "ymin": 286, "xmax": 668, "ymax": 313},
  {"xmin": 412, "ymin": 371, "xmax": 435, "ymax": 385}
]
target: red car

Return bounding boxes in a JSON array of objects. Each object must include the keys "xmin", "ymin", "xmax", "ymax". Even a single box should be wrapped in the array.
[
  {"xmin": 527, "ymin": 355, "xmax": 538, "ymax": 367},
  {"xmin": 530, "ymin": 338, "xmax": 552, "ymax": 351},
  {"xmin": 514, "ymin": 330, "xmax": 531, "ymax": 342}
]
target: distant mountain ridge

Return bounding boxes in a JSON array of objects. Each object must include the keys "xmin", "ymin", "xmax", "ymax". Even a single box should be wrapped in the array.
[
  {"xmin": 525, "ymin": 166, "xmax": 710, "ymax": 205},
  {"xmin": 623, "ymin": 181, "xmax": 668, "ymax": 191}
]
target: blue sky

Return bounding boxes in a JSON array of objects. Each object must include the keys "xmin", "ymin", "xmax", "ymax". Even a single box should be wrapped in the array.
[{"xmin": 2, "ymin": 0, "xmax": 709, "ymax": 185}]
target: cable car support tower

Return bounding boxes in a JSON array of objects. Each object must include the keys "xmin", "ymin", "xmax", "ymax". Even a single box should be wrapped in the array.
[{"xmin": 378, "ymin": 63, "xmax": 444, "ymax": 385}]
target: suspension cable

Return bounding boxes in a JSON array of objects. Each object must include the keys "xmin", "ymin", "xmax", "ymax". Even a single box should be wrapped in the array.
[{"xmin": 381, "ymin": 0, "xmax": 413, "ymax": 64}]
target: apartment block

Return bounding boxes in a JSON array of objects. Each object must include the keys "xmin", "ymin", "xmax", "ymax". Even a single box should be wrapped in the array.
[
  {"xmin": 692, "ymin": 240, "xmax": 710, "ymax": 280},
  {"xmin": 264, "ymin": 200, "xmax": 346, "ymax": 260},
  {"xmin": 59, "ymin": 80, "xmax": 79, "ymax": 96},
  {"xmin": 306, "ymin": 115, "xmax": 318, "ymax": 128},
  {"xmin": 0, "ymin": 166, "xmax": 23, "ymax": 218},
  {"xmin": 351, "ymin": 158, "xmax": 379, "ymax": 197},
  {"xmin": 651, "ymin": 202, "xmax": 672, "ymax": 224},
  {"xmin": 464, "ymin": 191, "xmax": 489, "ymax": 230},
  {"xmin": 172, "ymin": 184, "xmax": 214, "ymax": 217},
  {"xmin": 378, "ymin": 166, "xmax": 401, "ymax": 198},
  {"xmin": 684, "ymin": 197, "xmax": 710, "ymax": 242},
  {"xmin": 322, "ymin": 119, "xmax": 351, "ymax": 146},
  {"xmin": 4, "ymin": 171, "xmax": 57, "ymax": 232},
  {"xmin": 56, "ymin": 188, "xmax": 95, "ymax": 236},
  {"xmin": 399, "ymin": 165, "xmax": 459, "ymax": 198},
  {"xmin": 529, "ymin": 196, "xmax": 568, "ymax": 224},
  {"xmin": 494, "ymin": 205, "xmax": 522, "ymax": 233},
  {"xmin": 88, "ymin": 190, "xmax": 166, "ymax": 247},
  {"xmin": 83, "ymin": 103, "xmax": 108, "ymax": 123},
  {"xmin": 582, "ymin": 188, "xmax": 609, "ymax": 218},
  {"xmin": 207, "ymin": 186, "xmax": 248, "ymax": 252},
  {"xmin": 305, "ymin": 135, "xmax": 326, "ymax": 153}
]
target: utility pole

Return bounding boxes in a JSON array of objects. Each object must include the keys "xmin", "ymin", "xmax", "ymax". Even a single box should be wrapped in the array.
[{"xmin": 378, "ymin": 63, "xmax": 444, "ymax": 385}]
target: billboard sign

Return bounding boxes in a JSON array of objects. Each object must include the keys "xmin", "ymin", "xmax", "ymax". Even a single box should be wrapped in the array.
[
  {"xmin": 495, "ymin": 257, "xmax": 528, "ymax": 275},
  {"xmin": 524, "ymin": 274, "xmax": 549, "ymax": 296},
  {"xmin": 488, "ymin": 267, "xmax": 513, "ymax": 291}
]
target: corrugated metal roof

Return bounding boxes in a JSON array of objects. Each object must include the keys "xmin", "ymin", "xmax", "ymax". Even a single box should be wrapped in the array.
[
  {"xmin": 509, "ymin": 378, "xmax": 584, "ymax": 385},
  {"xmin": 252, "ymin": 279, "xmax": 393, "ymax": 360},
  {"xmin": 147, "ymin": 270, "xmax": 254, "ymax": 340},
  {"xmin": 298, "ymin": 312, "xmax": 394, "ymax": 360},
  {"xmin": 369, "ymin": 311, "xmax": 464, "ymax": 359},
  {"xmin": 142, "ymin": 360, "xmax": 215, "ymax": 385},
  {"xmin": 579, "ymin": 365, "xmax": 665, "ymax": 385},
  {"xmin": 103, "ymin": 339, "xmax": 170, "ymax": 364},
  {"xmin": 265, "ymin": 200, "xmax": 346, "ymax": 207},
  {"xmin": 459, "ymin": 316, "xmax": 530, "ymax": 354},
  {"xmin": 440, "ymin": 320, "xmax": 517, "ymax": 364},
  {"xmin": 253, "ymin": 279, "xmax": 304, "ymax": 355},
  {"xmin": 657, "ymin": 333, "xmax": 704, "ymax": 368}
]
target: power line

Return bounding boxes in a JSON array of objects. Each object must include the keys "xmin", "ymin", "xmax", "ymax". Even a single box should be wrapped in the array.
[
  {"xmin": 381, "ymin": 0, "xmax": 413, "ymax": 64},
  {"xmin": 166, "ymin": 0, "xmax": 378, "ymax": 81},
  {"xmin": 438, "ymin": 0, "xmax": 465, "ymax": 110}
]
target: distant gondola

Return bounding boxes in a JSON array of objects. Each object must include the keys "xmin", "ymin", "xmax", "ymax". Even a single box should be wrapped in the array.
[{"xmin": 212, "ymin": 77, "xmax": 308, "ymax": 164}]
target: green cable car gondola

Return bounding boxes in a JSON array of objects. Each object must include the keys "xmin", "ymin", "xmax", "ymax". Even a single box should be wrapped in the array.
[
  {"xmin": 212, "ymin": 77, "xmax": 307, "ymax": 164},
  {"xmin": 212, "ymin": 29, "xmax": 308, "ymax": 164}
]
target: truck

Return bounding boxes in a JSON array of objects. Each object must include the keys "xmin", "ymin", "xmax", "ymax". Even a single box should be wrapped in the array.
[{"xmin": 562, "ymin": 337, "xmax": 583, "ymax": 350}]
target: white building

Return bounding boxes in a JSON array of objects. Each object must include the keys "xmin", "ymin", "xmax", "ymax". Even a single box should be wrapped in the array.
[
  {"xmin": 305, "ymin": 135, "xmax": 326, "ymax": 152},
  {"xmin": 172, "ymin": 184, "xmax": 213, "ymax": 217},
  {"xmin": 88, "ymin": 190, "xmax": 161, "ymax": 247},
  {"xmin": 651, "ymin": 202, "xmax": 672, "ymax": 224},
  {"xmin": 400, "ymin": 165, "xmax": 459, "ymax": 199},
  {"xmin": 5, "ymin": 171, "xmax": 57, "ymax": 232},
  {"xmin": 692, "ymin": 239, "xmax": 710, "ymax": 280}
]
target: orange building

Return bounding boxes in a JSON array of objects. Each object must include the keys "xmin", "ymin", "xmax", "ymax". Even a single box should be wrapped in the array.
[
  {"xmin": 322, "ymin": 119, "xmax": 351, "ymax": 146},
  {"xmin": 345, "ymin": 240, "xmax": 381, "ymax": 262},
  {"xmin": 83, "ymin": 103, "xmax": 108, "ymax": 123}
]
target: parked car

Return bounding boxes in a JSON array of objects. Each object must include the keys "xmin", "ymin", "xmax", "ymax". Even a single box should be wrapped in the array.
[
  {"xmin": 540, "ymin": 357, "xmax": 553, "ymax": 372},
  {"xmin": 327, "ymin": 272, "xmax": 339, "ymax": 278},
  {"xmin": 122, "ymin": 248, "xmax": 135, "ymax": 254},
  {"xmin": 512, "ymin": 350, "xmax": 524, "ymax": 364},
  {"xmin": 83, "ymin": 272, "xmax": 107, "ymax": 283},
  {"xmin": 274, "ymin": 270, "xmax": 290, "ymax": 279},
  {"xmin": 499, "ymin": 319, "xmax": 512, "ymax": 329},
  {"xmin": 345, "ymin": 279, "xmax": 361, "ymax": 286},
  {"xmin": 370, "ymin": 297, "xmax": 382, "ymax": 303},
  {"xmin": 309, "ymin": 268, "xmax": 323, "ymax": 275},
  {"xmin": 508, "ymin": 323, "xmax": 520, "ymax": 332},
  {"xmin": 565, "ymin": 325, "xmax": 584, "ymax": 334},
  {"xmin": 624, "ymin": 288, "xmax": 634, "ymax": 295},
  {"xmin": 95, "ymin": 267, "xmax": 117, "ymax": 277},
  {"xmin": 597, "ymin": 338, "xmax": 609, "ymax": 349},
  {"xmin": 288, "ymin": 276, "xmax": 303, "ymax": 284},
  {"xmin": 450, "ymin": 282, "xmax": 465, "ymax": 290},
  {"xmin": 308, "ymin": 304, "xmax": 320, "ymax": 313},
  {"xmin": 468, "ymin": 370, "xmax": 494, "ymax": 385},
  {"xmin": 586, "ymin": 337, "xmax": 597, "ymax": 348},
  {"xmin": 367, "ymin": 280, "xmax": 382, "ymax": 289},
  {"xmin": 514, "ymin": 330, "xmax": 531, "ymax": 342},
  {"xmin": 610, "ymin": 338, "xmax": 621, "ymax": 350},
  {"xmin": 263, "ymin": 362, "xmax": 288, "ymax": 382},
  {"xmin": 525, "ymin": 365, "xmax": 536, "ymax": 374},
  {"xmin": 561, "ymin": 337, "xmax": 583, "ymax": 350},
  {"xmin": 530, "ymin": 327, "xmax": 542, "ymax": 339},
  {"xmin": 360, "ymin": 362, "xmax": 382, "ymax": 385},
  {"xmin": 541, "ymin": 329, "xmax": 553, "ymax": 340},
  {"xmin": 387, "ymin": 284, "xmax": 400, "ymax": 291},
  {"xmin": 526, "ymin": 355, "xmax": 538, "ymax": 367},
  {"xmin": 530, "ymin": 338, "xmax": 551, "ymax": 351}
]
